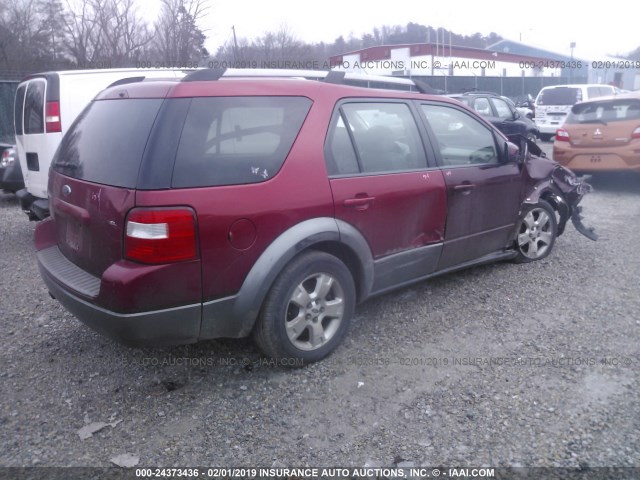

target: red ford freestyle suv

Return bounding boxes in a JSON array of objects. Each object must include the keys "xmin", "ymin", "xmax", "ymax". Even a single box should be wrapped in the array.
[{"xmin": 35, "ymin": 70, "xmax": 596, "ymax": 364}]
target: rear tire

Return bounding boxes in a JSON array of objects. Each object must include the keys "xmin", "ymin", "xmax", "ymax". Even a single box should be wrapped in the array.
[
  {"xmin": 253, "ymin": 251, "xmax": 355, "ymax": 366},
  {"xmin": 514, "ymin": 200, "xmax": 558, "ymax": 263}
]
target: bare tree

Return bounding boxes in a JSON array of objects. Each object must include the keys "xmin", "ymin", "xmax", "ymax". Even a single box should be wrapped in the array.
[
  {"xmin": 153, "ymin": 0, "xmax": 207, "ymax": 64},
  {"xmin": 62, "ymin": 0, "xmax": 102, "ymax": 67},
  {"xmin": 90, "ymin": 0, "xmax": 153, "ymax": 65}
]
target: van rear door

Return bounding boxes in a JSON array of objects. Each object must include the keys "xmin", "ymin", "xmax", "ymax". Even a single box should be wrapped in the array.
[{"xmin": 14, "ymin": 75, "xmax": 62, "ymax": 200}]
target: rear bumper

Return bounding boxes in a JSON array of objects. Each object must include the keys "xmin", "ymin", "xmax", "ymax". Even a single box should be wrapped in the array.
[
  {"xmin": 553, "ymin": 147, "xmax": 640, "ymax": 172},
  {"xmin": 36, "ymin": 244, "xmax": 246, "ymax": 345},
  {"xmin": 535, "ymin": 121, "xmax": 564, "ymax": 135},
  {"xmin": 38, "ymin": 254, "xmax": 202, "ymax": 346}
]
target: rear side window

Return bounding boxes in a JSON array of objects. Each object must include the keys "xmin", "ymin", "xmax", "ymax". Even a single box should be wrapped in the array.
[
  {"xmin": 335, "ymin": 102, "xmax": 427, "ymax": 174},
  {"xmin": 52, "ymin": 99, "xmax": 163, "ymax": 188},
  {"xmin": 537, "ymin": 87, "xmax": 581, "ymax": 106},
  {"xmin": 14, "ymin": 84, "xmax": 26, "ymax": 135},
  {"xmin": 24, "ymin": 81, "xmax": 45, "ymax": 134},
  {"xmin": 172, "ymin": 97, "xmax": 312, "ymax": 188},
  {"xmin": 567, "ymin": 99, "xmax": 640, "ymax": 124}
]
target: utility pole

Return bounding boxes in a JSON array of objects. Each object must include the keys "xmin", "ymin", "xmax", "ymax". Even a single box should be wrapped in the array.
[{"xmin": 232, "ymin": 26, "xmax": 239, "ymax": 63}]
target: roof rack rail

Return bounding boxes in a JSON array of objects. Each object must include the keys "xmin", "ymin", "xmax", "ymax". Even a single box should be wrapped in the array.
[
  {"xmin": 182, "ymin": 68, "xmax": 227, "ymax": 82},
  {"xmin": 323, "ymin": 71, "xmax": 346, "ymax": 84},
  {"xmin": 412, "ymin": 79, "xmax": 438, "ymax": 94},
  {"xmin": 461, "ymin": 88, "xmax": 498, "ymax": 95},
  {"xmin": 106, "ymin": 76, "xmax": 146, "ymax": 88}
]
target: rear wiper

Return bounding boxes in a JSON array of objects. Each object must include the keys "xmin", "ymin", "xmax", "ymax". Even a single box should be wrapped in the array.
[{"xmin": 578, "ymin": 119, "xmax": 608, "ymax": 125}]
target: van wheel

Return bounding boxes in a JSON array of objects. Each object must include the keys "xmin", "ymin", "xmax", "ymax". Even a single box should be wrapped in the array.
[
  {"xmin": 514, "ymin": 200, "xmax": 557, "ymax": 263},
  {"xmin": 253, "ymin": 251, "xmax": 355, "ymax": 365}
]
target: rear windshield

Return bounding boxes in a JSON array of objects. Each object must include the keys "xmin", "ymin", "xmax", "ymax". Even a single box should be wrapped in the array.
[
  {"xmin": 52, "ymin": 99, "xmax": 163, "ymax": 188},
  {"xmin": 172, "ymin": 96, "xmax": 312, "ymax": 188},
  {"xmin": 536, "ymin": 87, "xmax": 582, "ymax": 106},
  {"xmin": 566, "ymin": 98, "xmax": 640, "ymax": 124}
]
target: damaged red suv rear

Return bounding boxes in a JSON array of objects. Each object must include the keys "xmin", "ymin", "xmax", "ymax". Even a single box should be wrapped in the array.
[{"xmin": 35, "ymin": 71, "xmax": 596, "ymax": 364}]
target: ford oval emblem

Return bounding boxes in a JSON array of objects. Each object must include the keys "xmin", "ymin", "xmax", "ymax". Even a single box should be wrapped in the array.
[{"xmin": 62, "ymin": 185, "xmax": 71, "ymax": 196}]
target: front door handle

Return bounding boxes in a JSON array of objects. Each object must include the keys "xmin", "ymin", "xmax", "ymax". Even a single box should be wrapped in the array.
[
  {"xmin": 343, "ymin": 196, "xmax": 375, "ymax": 210},
  {"xmin": 452, "ymin": 183, "xmax": 475, "ymax": 195}
]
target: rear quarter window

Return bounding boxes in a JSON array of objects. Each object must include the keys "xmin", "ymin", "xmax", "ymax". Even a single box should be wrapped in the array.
[
  {"xmin": 52, "ymin": 99, "xmax": 163, "ymax": 188},
  {"xmin": 172, "ymin": 97, "xmax": 312, "ymax": 188}
]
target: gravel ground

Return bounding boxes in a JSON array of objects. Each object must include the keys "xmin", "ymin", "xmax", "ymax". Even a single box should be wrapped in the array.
[{"xmin": 1, "ymin": 142, "xmax": 639, "ymax": 471}]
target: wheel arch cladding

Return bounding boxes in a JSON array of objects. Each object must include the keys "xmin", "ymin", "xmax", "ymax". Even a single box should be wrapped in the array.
[{"xmin": 231, "ymin": 217, "xmax": 374, "ymax": 336}]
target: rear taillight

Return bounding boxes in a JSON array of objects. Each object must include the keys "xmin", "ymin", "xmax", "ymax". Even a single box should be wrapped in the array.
[
  {"xmin": 555, "ymin": 129, "xmax": 570, "ymax": 142},
  {"xmin": 0, "ymin": 148, "xmax": 16, "ymax": 167},
  {"xmin": 125, "ymin": 208, "xmax": 197, "ymax": 264},
  {"xmin": 632, "ymin": 127, "xmax": 640, "ymax": 139},
  {"xmin": 45, "ymin": 101, "xmax": 61, "ymax": 133}
]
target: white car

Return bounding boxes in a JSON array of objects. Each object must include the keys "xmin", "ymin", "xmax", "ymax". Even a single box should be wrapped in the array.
[{"xmin": 534, "ymin": 84, "xmax": 617, "ymax": 141}]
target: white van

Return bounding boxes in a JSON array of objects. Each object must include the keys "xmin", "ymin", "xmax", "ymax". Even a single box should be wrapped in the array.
[
  {"xmin": 534, "ymin": 83, "xmax": 617, "ymax": 140},
  {"xmin": 14, "ymin": 68, "xmax": 188, "ymax": 219}
]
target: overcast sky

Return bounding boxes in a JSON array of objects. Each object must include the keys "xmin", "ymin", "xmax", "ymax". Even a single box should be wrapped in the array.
[{"xmin": 200, "ymin": 0, "xmax": 637, "ymax": 61}]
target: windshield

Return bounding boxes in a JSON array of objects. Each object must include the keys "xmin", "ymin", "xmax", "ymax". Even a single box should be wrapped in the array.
[
  {"xmin": 52, "ymin": 99, "xmax": 163, "ymax": 188},
  {"xmin": 536, "ymin": 87, "xmax": 582, "ymax": 106},
  {"xmin": 566, "ymin": 98, "xmax": 640, "ymax": 124}
]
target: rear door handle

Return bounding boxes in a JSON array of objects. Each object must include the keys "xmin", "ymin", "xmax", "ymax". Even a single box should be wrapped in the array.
[{"xmin": 343, "ymin": 196, "xmax": 375, "ymax": 210}]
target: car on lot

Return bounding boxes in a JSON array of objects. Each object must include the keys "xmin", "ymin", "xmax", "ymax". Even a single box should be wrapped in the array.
[
  {"xmin": 448, "ymin": 91, "xmax": 539, "ymax": 142},
  {"xmin": 502, "ymin": 96, "xmax": 533, "ymax": 119},
  {"xmin": 0, "ymin": 142, "xmax": 24, "ymax": 193},
  {"xmin": 534, "ymin": 84, "xmax": 617, "ymax": 141},
  {"xmin": 553, "ymin": 91, "xmax": 640, "ymax": 172},
  {"xmin": 34, "ymin": 71, "xmax": 596, "ymax": 364}
]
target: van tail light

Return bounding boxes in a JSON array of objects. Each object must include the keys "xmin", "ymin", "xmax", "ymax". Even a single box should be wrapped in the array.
[
  {"xmin": 632, "ymin": 127, "xmax": 640, "ymax": 139},
  {"xmin": 45, "ymin": 101, "xmax": 61, "ymax": 133},
  {"xmin": 125, "ymin": 208, "xmax": 198, "ymax": 264},
  {"xmin": 555, "ymin": 129, "xmax": 570, "ymax": 142}
]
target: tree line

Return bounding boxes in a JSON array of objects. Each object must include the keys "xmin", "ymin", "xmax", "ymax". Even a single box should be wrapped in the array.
[
  {"xmin": 213, "ymin": 23, "xmax": 505, "ymax": 67},
  {"xmin": 0, "ymin": 0, "xmax": 208, "ymax": 77}
]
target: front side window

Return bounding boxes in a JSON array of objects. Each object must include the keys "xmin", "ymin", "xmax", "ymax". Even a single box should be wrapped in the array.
[
  {"xmin": 335, "ymin": 102, "xmax": 427, "ymax": 174},
  {"xmin": 491, "ymin": 98, "xmax": 513, "ymax": 119},
  {"xmin": 422, "ymin": 104, "xmax": 499, "ymax": 167},
  {"xmin": 24, "ymin": 80, "xmax": 45, "ymax": 135},
  {"xmin": 473, "ymin": 97, "xmax": 492, "ymax": 117},
  {"xmin": 172, "ymin": 97, "xmax": 312, "ymax": 188}
]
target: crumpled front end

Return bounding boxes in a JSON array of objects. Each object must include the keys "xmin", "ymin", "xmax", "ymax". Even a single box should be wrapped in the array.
[{"xmin": 519, "ymin": 138, "xmax": 597, "ymax": 241}]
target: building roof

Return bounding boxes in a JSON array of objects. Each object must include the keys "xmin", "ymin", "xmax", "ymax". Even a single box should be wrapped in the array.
[
  {"xmin": 486, "ymin": 39, "xmax": 585, "ymax": 62},
  {"xmin": 330, "ymin": 42, "xmax": 567, "ymax": 65}
]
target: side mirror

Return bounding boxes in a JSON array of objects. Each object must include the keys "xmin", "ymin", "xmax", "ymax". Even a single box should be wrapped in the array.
[
  {"xmin": 504, "ymin": 141, "xmax": 520, "ymax": 163},
  {"xmin": 513, "ymin": 111, "xmax": 521, "ymax": 120}
]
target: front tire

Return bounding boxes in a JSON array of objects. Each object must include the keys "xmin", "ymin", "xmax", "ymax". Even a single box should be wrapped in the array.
[
  {"xmin": 253, "ymin": 251, "xmax": 355, "ymax": 365},
  {"xmin": 514, "ymin": 200, "xmax": 558, "ymax": 263}
]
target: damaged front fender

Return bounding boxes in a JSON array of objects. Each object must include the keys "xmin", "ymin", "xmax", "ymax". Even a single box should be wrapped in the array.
[{"xmin": 518, "ymin": 137, "xmax": 597, "ymax": 241}]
